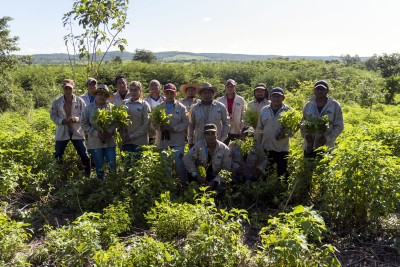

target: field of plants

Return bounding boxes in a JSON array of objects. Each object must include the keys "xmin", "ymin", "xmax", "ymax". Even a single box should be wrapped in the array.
[{"xmin": 1, "ymin": 59, "xmax": 400, "ymax": 266}]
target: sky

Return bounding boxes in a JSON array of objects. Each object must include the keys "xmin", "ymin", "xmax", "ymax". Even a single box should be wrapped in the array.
[{"xmin": 2, "ymin": 0, "xmax": 400, "ymax": 57}]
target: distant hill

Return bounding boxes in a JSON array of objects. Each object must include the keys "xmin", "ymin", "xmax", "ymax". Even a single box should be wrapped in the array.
[{"xmin": 22, "ymin": 51, "xmax": 367, "ymax": 64}]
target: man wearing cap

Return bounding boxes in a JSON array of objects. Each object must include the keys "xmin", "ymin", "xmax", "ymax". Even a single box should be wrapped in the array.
[
  {"xmin": 247, "ymin": 83, "xmax": 271, "ymax": 115},
  {"xmin": 218, "ymin": 79, "xmax": 246, "ymax": 144},
  {"xmin": 81, "ymin": 78, "xmax": 97, "ymax": 106},
  {"xmin": 145, "ymin": 79, "xmax": 166, "ymax": 109},
  {"xmin": 301, "ymin": 80, "xmax": 344, "ymax": 158},
  {"xmin": 255, "ymin": 87, "xmax": 292, "ymax": 178},
  {"xmin": 154, "ymin": 83, "xmax": 189, "ymax": 182},
  {"xmin": 50, "ymin": 79, "xmax": 91, "ymax": 176},
  {"xmin": 112, "ymin": 75, "xmax": 131, "ymax": 105},
  {"xmin": 120, "ymin": 81, "xmax": 150, "ymax": 162},
  {"xmin": 229, "ymin": 126, "xmax": 266, "ymax": 182},
  {"xmin": 183, "ymin": 123, "xmax": 231, "ymax": 190},
  {"xmin": 188, "ymin": 82, "xmax": 230, "ymax": 148},
  {"xmin": 179, "ymin": 83, "xmax": 200, "ymax": 112},
  {"xmin": 81, "ymin": 84, "xmax": 117, "ymax": 180}
]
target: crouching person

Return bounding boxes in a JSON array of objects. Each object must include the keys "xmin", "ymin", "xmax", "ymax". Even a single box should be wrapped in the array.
[
  {"xmin": 183, "ymin": 124, "xmax": 231, "ymax": 192},
  {"xmin": 229, "ymin": 126, "xmax": 265, "ymax": 183},
  {"xmin": 81, "ymin": 84, "xmax": 117, "ymax": 180}
]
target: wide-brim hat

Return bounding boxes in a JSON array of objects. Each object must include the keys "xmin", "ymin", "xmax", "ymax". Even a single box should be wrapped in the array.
[
  {"xmin": 197, "ymin": 82, "xmax": 217, "ymax": 95},
  {"xmin": 180, "ymin": 83, "xmax": 200, "ymax": 96},
  {"xmin": 94, "ymin": 84, "xmax": 111, "ymax": 97}
]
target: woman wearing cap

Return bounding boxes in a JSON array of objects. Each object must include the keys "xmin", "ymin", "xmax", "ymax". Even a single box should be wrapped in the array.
[
  {"xmin": 301, "ymin": 80, "xmax": 344, "ymax": 158},
  {"xmin": 81, "ymin": 84, "xmax": 117, "ymax": 180},
  {"xmin": 188, "ymin": 82, "xmax": 230, "ymax": 148},
  {"xmin": 255, "ymin": 87, "xmax": 292, "ymax": 178},
  {"xmin": 119, "ymin": 81, "xmax": 150, "ymax": 165},
  {"xmin": 154, "ymin": 83, "xmax": 189, "ymax": 182}
]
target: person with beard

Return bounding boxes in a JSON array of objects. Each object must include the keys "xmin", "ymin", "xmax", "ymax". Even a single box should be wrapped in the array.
[{"xmin": 247, "ymin": 83, "xmax": 270, "ymax": 116}]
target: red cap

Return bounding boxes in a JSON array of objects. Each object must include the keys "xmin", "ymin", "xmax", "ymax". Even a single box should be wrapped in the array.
[{"xmin": 163, "ymin": 83, "xmax": 177, "ymax": 92}]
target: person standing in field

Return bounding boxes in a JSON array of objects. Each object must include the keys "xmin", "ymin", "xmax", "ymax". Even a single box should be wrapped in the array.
[
  {"xmin": 112, "ymin": 75, "xmax": 130, "ymax": 105},
  {"xmin": 247, "ymin": 83, "xmax": 270, "ymax": 115},
  {"xmin": 145, "ymin": 79, "xmax": 165, "ymax": 109},
  {"xmin": 81, "ymin": 84, "xmax": 117, "ymax": 180},
  {"xmin": 120, "ymin": 81, "xmax": 150, "ymax": 163},
  {"xmin": 50, "ymin": 79, "xmax": 91, "ymax": 176},
  {"xmin": 218, "ymin": 79, "xmax": 246, "ymax": 144},
  {"xmin": 183, "ymin": 123, "xmax": 231, "ymax": 191},
  {"xmin": 154, "ymin": 83, "xmax": 189, "ymax": 182},
  {"xmin": 255, "ymin": 87, "xmax": 292, "ymax": 178},
  {"xmin": 188, "ymin": 82, "xmax": 230, "ymax": 148},
  {"xmin": 301, "ymin": 80, "xmax": 344, "ymax": 158},
  {"xmin": 80, "ymin": 78, "xmax": 97, "ymax": 106},
  {"xmin": 179, "ymin": 82, "xmax": 200, "ymax": 112}
]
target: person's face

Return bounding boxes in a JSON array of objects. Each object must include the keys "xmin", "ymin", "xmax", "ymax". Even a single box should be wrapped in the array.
[
  {"xmin": 204, "ymin": 131, "xmax": 217, "ymax": 146},
  {"xmin": 270, "ymin": 93, "xmax": 285, "ymax": 107},
  {"xmin": 200, "ymin": 89, "xmax": 214, "ymax": 102},
  {"xmin": 95, "ymin": 93, "xmax": 108, "ymax": 105},
  {"xmin": 164, "ymin": 90, "xmax": 176, "ymax": 102},
  {"xmin": 116, "ymin": 78, "xmax": 127, "ymax": 94},
  {"xmin": 130, "ymin": 86, "xmax": 141, "ymax": 100},
  {"xmin": 314, "ymin": 86, "xmax": 328, "ymax": 99},
  {"xmin": 87, "ymin": 81, "xmax": 97, "ymax": 95},
  {"xmin": 225, "ymin": 83, "xmax": 235, "ymax": 94},
  {"xmin": 186, "ymin": 87, "xmax": 196, "ymax": 98},
  {"xmin": 254, "ymin": 89, "xmax": 266, "ymax": 101},
  {"xmin": 63, "ymin": 85, "xmax": 73, "ymax": 97},
  {"xmin": 150, "ymin": 83, "xmax": 160, "ymax": 96}
]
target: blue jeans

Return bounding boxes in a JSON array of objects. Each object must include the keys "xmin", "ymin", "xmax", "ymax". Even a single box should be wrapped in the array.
[
  {"xmin": 54, "ymin": 139, "xmax": 91, "ymax": 175},
  {"xmin": 169, "ymin": 146, "xmax": 188, "ymax": 183},
  {"xmin": 90, "ymin": 147, "xmax": 117, "ymax": 180}
]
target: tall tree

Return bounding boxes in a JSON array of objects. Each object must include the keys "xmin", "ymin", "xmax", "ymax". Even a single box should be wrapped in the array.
[
  {"xmin": 0, "ymin": 16, "xmax": 20, "ymax": 111},
  {"xmin": 132, "ymin": 49, "xmax": 157, "ymax": 63},
  {"xmin": 63, "ymin": 0, "xmax": 129, "ymax": 78}
]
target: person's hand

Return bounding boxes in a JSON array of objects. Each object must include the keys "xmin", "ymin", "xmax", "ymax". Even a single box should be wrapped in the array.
[
  {"xmin": 306, "ymin": 134, "xmax": 314, "ymax": 143},
  {"xmin": 68, "ymin": 117, "xmax": 78, "ymax": 123},
  {"xmin": 277, "ymin": 131, "xmax": 288, "ymax": 140},
  {"xmin": 98, "ymin": 132, "xmax": 106, "ymax": 142},
  {"xmin": 62, "ymin": 119, "xmax": 70, "ymax": 125},
  {"xmin": 207, "ymin": 181, "xmax": 216, "ymax": 190},
  {"xmin": 103, "ymin": 131, "xmax": 112, "ymax": 140},
  {"xmin": 318, "ymin": 135, "xmax": 327, "ymax": 146},
  {"xmin": 196, "ymin": 175, "xmax": 207, "ymax": 185}
]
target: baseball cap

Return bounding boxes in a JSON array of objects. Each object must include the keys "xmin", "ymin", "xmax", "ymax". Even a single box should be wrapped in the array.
[
  {"xmin": 225, "ymin": 79, "xmax": 236, "ymax": 86},
  {"xmin": 270, "ymin": 87, "xmax": 285, "ymax": 96},
  {"xmin": 313, "ymin": 80, "xmax": 329, "ymax": 90},
  {"xmin": 86, "ymin": 78, "xmax": 97, "ymax": 85},
  {"xmin": 204, "ymin": 123, "xmax": 217, "ymax": 132},
  {"xmin": 163, "ymin": 83, "xmax": 177, "ymax": 92}
]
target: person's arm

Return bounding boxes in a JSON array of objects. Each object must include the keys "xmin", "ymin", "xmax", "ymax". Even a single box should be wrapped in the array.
[
  {"xmin": 172, "ymin": 105, "xmax": 189, "ymax": 133},
  {"xmin": 81, "ymin": 106, "xmax": 99, "ymax": 137},
  {"xmin": 183, "ymin": 145, "xmax": 198, "ymax": 174},
  {"xmin": 50, "ymin": 99, "xmax": 65, "ymax": 125},
  {"xmin": 325, "ymin": 102, "xmax": 344, "ymax": 143},
  {"xmin": 188, "ymin": 107, "xmax": 195, "ymax": 146},
  {"xmin": 220, "ymin": 104, "xmax": 230, "ymax": 142}
]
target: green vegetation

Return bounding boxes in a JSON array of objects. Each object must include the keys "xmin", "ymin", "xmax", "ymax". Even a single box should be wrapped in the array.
[{"xmin": 0, "ymin": 56, "xmax": 399, "ymax": 266}]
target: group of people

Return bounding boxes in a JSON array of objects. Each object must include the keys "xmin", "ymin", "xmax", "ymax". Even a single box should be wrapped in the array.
[{"xmin": 50, "ymin": 76, "xmax": 344, "ymax": 188}]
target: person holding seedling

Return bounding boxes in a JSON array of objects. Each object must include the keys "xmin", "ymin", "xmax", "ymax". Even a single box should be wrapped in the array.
[
  {"xmin": 50, "ymin": 79, "xmax": 91, "ymax": 176},
  {"xmin": 188, "ymin": 82, "xmax": 230, "ymax": 148},
  {"xmin": 81, "ymin": 84, "xmax": 117, "ymax": 180},
  {"xmin": 120, "ymin": 81, "xmax": 150, "ymax": 162},
  {"xmin": 301, "ymin": 80, "xmax": 344, "ymax": 158},
  {"xmin": 218, "ymin": 79, "xmax": 246, "ymax": 144},
  {"xmin": 153, "ymin": 83, "xmax": 189, "ymax": 182},
  {"xmin": 183, "ymin": 123, "xmax": 231, "ymax": 191},
  {"xmin": 255, "ymin": 87, "xmax": 292, "ymax": 178}
]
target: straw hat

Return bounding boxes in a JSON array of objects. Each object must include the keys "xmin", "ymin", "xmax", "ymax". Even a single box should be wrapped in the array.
[
  {"xmin": 94, "ymin": 84, "xmax": 111, "ymax": 97},
  {"xmin": 180, "ymin": 83, "xmax": 200, "ymax": 96}
]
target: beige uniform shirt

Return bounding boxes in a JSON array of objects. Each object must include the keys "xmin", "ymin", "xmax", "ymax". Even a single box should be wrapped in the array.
[
  {"xmin": 218, "ymin": 94, "xmax": 246, "ymax": 135},
  {"xmin": 155, "ymin": 100, "xmax": 188, "ymax": 149},
  {"xmin": 120, "ymin": 98, "xmax": 151, "ymax": 146},
  {"xmin": 188, "ymin": 100, "xmax": 230, "ymax": 145},
  {"xmin": 50, "ymin": 94, "xmax": 86, "ymax": 141},
  {"xmin": 183, "ymin": 139, "xmax": 231, "ymax": 183},
  {"xmin": 228, "ymin": 142, "xmax": 266, "ymax": 174},
  {"xmin": 112, "ymin": 91, "xmax": 131, "ymax": 105},
  {"xmin": 80, "ymin": 102, "xmax": 117, "ymax": 149},
  {"xmin": 247, "ymin": 98, "xmax": 271, "ymax": 115},
  {"xmin": 255, "ymin": 104, "xmax": 292, "ymax": 152},
  {"xmin": 179, "ymin": 97, "xmax": 200, "ymax": 113},
  {"xmin": 300, "ymin": 96, "xmax": 344, "ymax": 150}
]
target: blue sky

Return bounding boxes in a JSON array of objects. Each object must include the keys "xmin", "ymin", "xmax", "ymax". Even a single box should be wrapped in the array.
[{"xmin": 2, "ymin": 0, "xmax": 400, "ymax": 56}]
